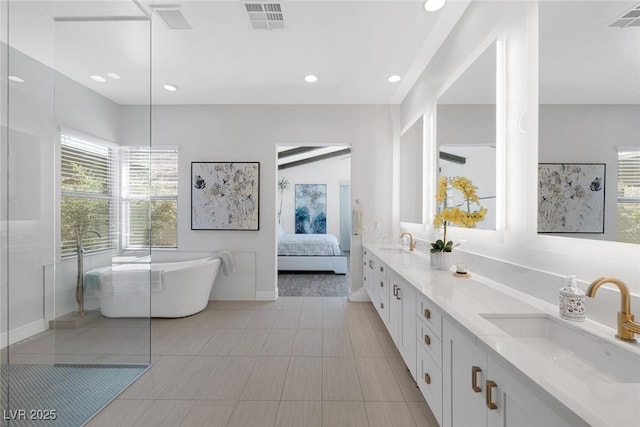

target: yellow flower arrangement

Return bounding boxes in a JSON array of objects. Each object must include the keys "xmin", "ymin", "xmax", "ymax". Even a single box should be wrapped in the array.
[{"xmin": 431, "ymin": 176, "xmax": 487, "ymax": 253}]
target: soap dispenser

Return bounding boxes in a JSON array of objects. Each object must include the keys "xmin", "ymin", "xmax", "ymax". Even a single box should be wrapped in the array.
[{"xmin": 559, "ymin": 275, "xmax": 586, "ymax": 321}]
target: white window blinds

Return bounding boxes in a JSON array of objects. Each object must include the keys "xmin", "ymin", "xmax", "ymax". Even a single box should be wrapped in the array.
[
  {"xmin": 122, "ymin": 147, "xmax": 178, "ymax": 248},
  {"xmin": 617, "ymin": 149, "xmax": 640, "ymax": 243},
  {"xmin": 60, "ymin": 133, "xmax": 116, "ymax": 257}
]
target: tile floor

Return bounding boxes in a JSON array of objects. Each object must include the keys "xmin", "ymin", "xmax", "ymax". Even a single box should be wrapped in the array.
[{"xmin": 86, "ymin": 297, "xmax": 439, "ymax": 427}]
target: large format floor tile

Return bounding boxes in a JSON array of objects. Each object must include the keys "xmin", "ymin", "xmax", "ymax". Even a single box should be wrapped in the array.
[{"xmin": 85, "ymin": 297, "xmax": 435, "ymax": 427}]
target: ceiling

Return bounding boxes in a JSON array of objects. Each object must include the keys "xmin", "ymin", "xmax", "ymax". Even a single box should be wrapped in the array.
[
  {"xmin": 6, "ymin": 1, "xmax": 638, "ymax": 106},
  {"xmin": 5, "ymin": 0, "xmax": 468, "ymax": 105}
]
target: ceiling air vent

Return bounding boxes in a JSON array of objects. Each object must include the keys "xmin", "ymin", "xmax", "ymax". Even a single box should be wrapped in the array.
[
  {"xmin": 150, "ymin": 5, "xmax": 192, "ymax": 29},
  {"xmin": 610, "ymin": 3, "xmax": 640, "ymax": 28},
  {"xmin": 244, "ymin": 2, "xmax": 284, "ymax": 30}
]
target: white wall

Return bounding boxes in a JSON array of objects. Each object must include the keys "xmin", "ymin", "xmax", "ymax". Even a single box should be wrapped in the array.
[
  {"xmin": 539, "ymin": 104, "xmax": 640, "ymax": 242},
  {"xmin": 278, "ymin": 154, "xmax": 351, "ymax": 238},
  {"xmin": 398, "ymin": 1, "xmax": 640, "ymax": 330},
  {"xmin": 120, "ymin": 105, "xmax": 393, "ymax": 300},
  {"xmin": 0, "ymin": 44, "xmax": 121, "ymax": 345}
]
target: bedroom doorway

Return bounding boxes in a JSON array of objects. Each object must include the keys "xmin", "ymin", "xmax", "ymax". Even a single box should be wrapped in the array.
[{"xmin": 276, "ymin": 144, "xmax": 352, "ymax": 297}]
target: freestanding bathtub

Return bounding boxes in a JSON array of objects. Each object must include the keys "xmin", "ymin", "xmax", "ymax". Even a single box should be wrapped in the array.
[{"xmin": 88, "ymin": 257, "xmax": 222, "ymax": 318}]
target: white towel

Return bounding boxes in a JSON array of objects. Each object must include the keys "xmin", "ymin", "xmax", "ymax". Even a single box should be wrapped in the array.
[{"xmin": 212, "ymin": 250, "xmax": 235, "ymax": 276}]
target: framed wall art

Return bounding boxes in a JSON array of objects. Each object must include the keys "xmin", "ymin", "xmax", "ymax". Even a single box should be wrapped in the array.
[
  {"xmin": 295, "ymin": 184, "xmax": 327, "ymax": 234},
  {"xmin": 538, "ymin": 163, "xmax": 605, "ymax": 233},
  {"xmin": 191, "ymin": 162, "xmax": 260, "ymax": 230}
]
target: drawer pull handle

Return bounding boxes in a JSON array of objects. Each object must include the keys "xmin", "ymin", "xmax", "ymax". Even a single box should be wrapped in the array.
[
  {"xmin": 485, "ymin": 380, "xmax": 498, "ymax": 410},
  {"xmin": 424, "ymin": 308, "xmax": 431, "ymax": 319},
  {"xmin": 424, "ymin": 373, "xmax": 431, "ymax": 385},
  {"xmin": 380, "ymin": 302, "xmax": 384, "ymax": 309},
  {"xmin": 380, "ymin": 281, "xmax": 384, "ymax": 288},
  {"xmin": 424, "ymin": 335, "xmax": 431, "ymax": 346},
  {"xmin": 380, "ymin": 266, "xmax": 384, "ymax": 272},
  {"xmin": 471, "ymin": 366, "xmax": 482, "ymax": 393},
  {"xmin": 393, "ymin": 284, "xmax": 398, "ymax": 296}
]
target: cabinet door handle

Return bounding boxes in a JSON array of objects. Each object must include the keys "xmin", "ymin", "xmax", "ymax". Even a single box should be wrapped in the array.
[
  {"xmin": 424, "ymin": 334, "xmax": 431, "ymax": 346},
  {"xmin": 424, "ymin": 308, "xmax": 431, "ymax": 319},
  {"xmin": 424, "ymin": 373, "xmax": 431, "ymax": 385},
  {"xmin": 393, "ymin": 284, "xmax": 398, "ymax": 296},
  {"xmin": 396, "ymin": 288, "xmax": 401, "ymax": 300},
  {"xmin": 485, "ymin": 380, "xmax": 498, "ymax": 410},
  {"xmin": 471, "ymin": 366, "xmax": 482, "ymax": 393}
]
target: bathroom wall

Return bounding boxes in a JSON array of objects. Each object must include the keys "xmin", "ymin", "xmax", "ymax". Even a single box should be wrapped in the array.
[
  {"xmin": 277, "ymin": 154, "xmax": 351, "ymax": 238},
  {"xmin": 399, "ymin": 1, "xmax": 640, "ymax": 329},
  {"xmin": 539, "ymin": 104, "xmax": 640, "ymax": 242},
  {"xmin": 120, "ymin": 104, "xmax": 393, "ymax": 300},
  {"xmin": 1, "ymin": 45, "xmax": 121, "ymax": 345}
]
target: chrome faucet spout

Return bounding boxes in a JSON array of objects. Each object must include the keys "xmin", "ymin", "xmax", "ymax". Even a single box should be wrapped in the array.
[{"xmin": 586, "ymin": 277, "xmax": 639, "ymax": 343}]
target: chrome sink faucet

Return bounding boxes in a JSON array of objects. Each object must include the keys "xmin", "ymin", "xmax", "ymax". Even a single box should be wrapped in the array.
[
  {"xmin": 400, "ymin": 232, "xmax": 416, "ymax": 252},
  {"xmin": 586, "ymin": 277, "xmax": 640, "ymax": 343}
]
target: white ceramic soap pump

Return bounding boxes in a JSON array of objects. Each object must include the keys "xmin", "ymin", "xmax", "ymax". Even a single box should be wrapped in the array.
[{"xmin": 559, "ymin": 275, "xmax": 586, "ymax": 321}]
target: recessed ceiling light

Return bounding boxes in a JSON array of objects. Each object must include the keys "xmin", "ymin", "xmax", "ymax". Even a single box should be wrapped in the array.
[
  {"xmin": 387, "ymin": 75, "xmax": 402, "ymax": 83},
  {"xmin": 163, "ymin": 83, "xmax": 178, "ymax": 91},
  {"xmin": 90, "ymin": 75, "xmax": 107, "ymax": 83},
  {"xmin": 107, "ymin": 73, "xmax": 121, "ymax": 80},
  {"xmin": 424, "ymin": 0, "xmax": 446, "ymax": 12},
  {"xmin": 8, "ymin": 75, "xmax": 24, "ymax": 83},
  {"xmin": 304, "ymin": 75, "xmax": 318, "ymax": 83}
]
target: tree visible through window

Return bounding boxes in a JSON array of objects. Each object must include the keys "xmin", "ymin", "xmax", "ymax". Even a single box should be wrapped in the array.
[
  {"xmin": 60, "ymin": 134, "xmax": 114, "ymax": 257},
  {"xmin": 122, "ymin": 147, "xmax": 178, "ymax": 248},
  {"xmin": 617, "ymin": 149, "xmax": 640, "ymax": 243}
]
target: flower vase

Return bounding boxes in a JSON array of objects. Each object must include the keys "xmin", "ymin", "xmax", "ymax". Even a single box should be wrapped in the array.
[{"xmin": 432, "ymin": 251, "xmax": 453, "ymax": 271}]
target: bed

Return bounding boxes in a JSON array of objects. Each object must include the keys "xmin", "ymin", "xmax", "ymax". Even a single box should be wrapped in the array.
[{"xmin": 277, "ymin": 227, "xmax": 347, "ymax": 274}]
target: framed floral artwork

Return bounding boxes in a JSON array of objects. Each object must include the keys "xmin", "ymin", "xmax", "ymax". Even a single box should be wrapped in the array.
[
  {"xmin": 538, "ymin": 163, "xmax": 605, "ymax": 233},
  {"xmin": 191, "ymin": 162, "xmax": 260, "ymax": 230}
]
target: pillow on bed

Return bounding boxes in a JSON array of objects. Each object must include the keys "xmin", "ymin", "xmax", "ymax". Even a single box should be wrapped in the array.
[{"xmin": 277, "ymin": 224, "xmax": 286, "ymax": 237}]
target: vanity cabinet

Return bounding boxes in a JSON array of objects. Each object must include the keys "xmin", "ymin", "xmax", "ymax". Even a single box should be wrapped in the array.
[
  {"xmin": 443, "ymin": 319, "xmax": 579, "ymax": 427},
  {"xmin": 362, "ymin": 249, "xmax": 374, "ymax": 297},
  {"xmin": 388, "ymin": 270, "xmax": 416, "ymax": 379},
  {"xmin": 373, "ymin": 257, "xmax": 389, "ymax": 326},
  {"xmin": 416, "ymin": 293, "xmax": 444, "ymax": 425}
]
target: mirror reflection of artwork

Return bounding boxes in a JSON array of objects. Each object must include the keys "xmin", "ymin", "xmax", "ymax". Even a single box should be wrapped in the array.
[
  {"xmin": 538, "ymin": 163, "xmax": 605, "ymax": 233},
  {"xmin": 191, "ymin": 162, "xmax": 260, "ymax": 230},
  {"xmin": 295, "ymin": 184, "xmax": 326, "ymax": 234}
]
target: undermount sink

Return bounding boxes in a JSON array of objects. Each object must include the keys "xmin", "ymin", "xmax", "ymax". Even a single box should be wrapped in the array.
[
  {"xmin": 480, "ymin": 313, "xmax": 640, "ymax": 383},
  {"xmin": 377, "ymin": 246, "xmax": 408, "ymax": 253}
]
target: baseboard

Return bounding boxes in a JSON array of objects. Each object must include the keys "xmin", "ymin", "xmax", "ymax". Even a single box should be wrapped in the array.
[
  {"xmin": 255, "ymin": 290, "xmax": 277, "ymax": 301},
  {"xmin": 349, "ymin": 287, "xmax": 371, "ymax": 302},
  {"xmin": 0, "ymin": 318, "xmax": 47, "ymax": 349}
]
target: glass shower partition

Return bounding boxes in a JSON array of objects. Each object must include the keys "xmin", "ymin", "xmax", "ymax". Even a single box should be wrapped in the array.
[{"xmin": 2, "ymin": 1, "xmax": 152, "ymax": 425}]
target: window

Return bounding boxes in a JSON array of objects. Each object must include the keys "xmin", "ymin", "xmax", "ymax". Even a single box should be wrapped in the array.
[
  {"xmin": 60, "ymin": 133, "xmax": 115, "ymax": 257},
  {"xmin": 121, "ymin": 147, "xmax": 178, "ymax": 248},
  {"xmin": 617, "ymin": 149, "xmax": 640, "ymax": 243}
]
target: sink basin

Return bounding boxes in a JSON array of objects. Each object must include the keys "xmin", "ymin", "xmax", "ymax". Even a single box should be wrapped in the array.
[
  {"xmin": 480, "ymin": 313, "xmax": 640, "ymax": 383},
  {"xmin": 377, "ymin": 246, "xmax": 408, "ymax": 253}
]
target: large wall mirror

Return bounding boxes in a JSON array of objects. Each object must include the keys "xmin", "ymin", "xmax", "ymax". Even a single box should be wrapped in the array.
[
  {"xmin": 437, "ymin": 41, "xmax": 497, "ymax": 230},
  {"xmin": 539, "ymin": 1, "xmax": 640, "ymax": 243},
  {"xmin": 399, "ymin": 115, "xmax": 424, "ymax": 223}
]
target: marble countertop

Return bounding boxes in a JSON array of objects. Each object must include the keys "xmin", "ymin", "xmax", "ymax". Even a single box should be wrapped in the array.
[{"xmin": 364, "ymin": 242, "xmax": 640, "ymax": 427}]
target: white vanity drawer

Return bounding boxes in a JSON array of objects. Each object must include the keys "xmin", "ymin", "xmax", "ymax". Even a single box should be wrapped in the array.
[
  {"xmin": 417, "ymin": 343, "xmax": 442, "ymax": 426},
  {"xmin": 416, "ymin": 293, "xmax": 442, "ymax": 339},
  {"xmin": 418, "ymin": 318, "xmax": 442, "ymax": 368}
]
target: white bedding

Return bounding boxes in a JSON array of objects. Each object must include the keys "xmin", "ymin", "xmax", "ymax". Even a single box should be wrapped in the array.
[{"xmin": 278, "ymin": 233, "xmax": 342, "ymax": 256}]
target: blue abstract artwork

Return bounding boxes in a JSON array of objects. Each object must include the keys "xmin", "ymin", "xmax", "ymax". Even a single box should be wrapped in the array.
[{"xmin": 295, "ymin": 184, "xmax": 327, "ymax": 234}]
